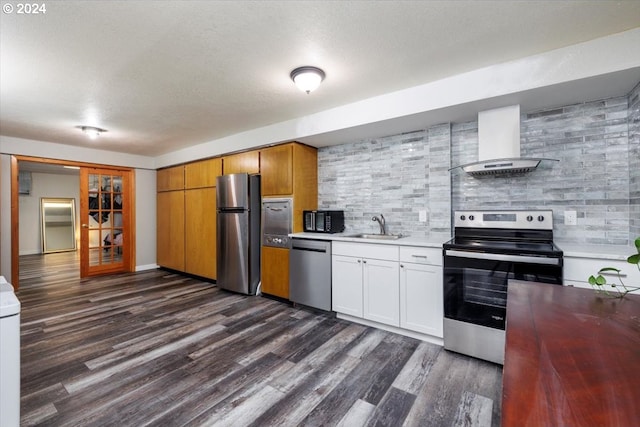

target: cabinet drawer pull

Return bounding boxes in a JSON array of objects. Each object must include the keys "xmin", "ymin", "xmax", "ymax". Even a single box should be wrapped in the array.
[
  {"xmin": 599, "ymin": 271, "xmax": 628, "ymax": 278},
  {"xmin": 411, "ymin": 255, "xmax": 428, "ymax": 258}
]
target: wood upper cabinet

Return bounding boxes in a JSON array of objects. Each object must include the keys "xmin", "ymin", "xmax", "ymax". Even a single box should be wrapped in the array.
[
  {"xmin": 261, "ymin": 144, "xmax": 293, "ymax": 196},
  {"xmin": 185, "ymin": 158, "xmax": 222, "ymax": 189},
  {"xmin": 291, "ymin": 143, "xmax": 318, "ymax": 232},
  {"xmin": 156, "ymin": 190, "xmax": 185, "ymax": 271},
  {"xmin": 157, "ymin": 165, "xmax": 184, "ymax": 192},
  {"xmin": 261, "ymin": 246, "xmax": 290, "ymax": 299},
  {"xmin": 185, "ymin": 187, "xmax": 216, "ymax": 279},
  {"xmin": 223, "ymin": 151, "xmax": 260, "ymax": 175}
]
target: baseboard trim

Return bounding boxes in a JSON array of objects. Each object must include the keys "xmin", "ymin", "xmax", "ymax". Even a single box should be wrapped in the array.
[
  {"xmin": 19, "ymin": 249, "xmax": 41, "ymax": 256},
  {"xmin": 135, "ymin": 264, "xmax": 159, "ymax": 272},
  {"xmin": 336, "ymin": 313, "xmax": 444, "ymax": 347}
]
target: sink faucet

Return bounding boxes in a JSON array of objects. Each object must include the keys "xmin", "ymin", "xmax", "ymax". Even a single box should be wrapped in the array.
[{"xmin": 372, "ymin": 214, "xmax": 386, "ymax": 235}]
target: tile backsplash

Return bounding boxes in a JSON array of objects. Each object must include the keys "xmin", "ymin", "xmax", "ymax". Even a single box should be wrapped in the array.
[
  {"xmin": 318, "ymin": 125, "xmax": 450, "ymax": 237},
  {"xmin": 452, "ymin": 95, "xmax": 631, "ymax": 245},
  {"xmin": 318, "ymin": 82, "xmax": 639, "ymax": 246},
  {"xmin": 629, "ymin": 81, "xmax": 640, "ymax": 243}
]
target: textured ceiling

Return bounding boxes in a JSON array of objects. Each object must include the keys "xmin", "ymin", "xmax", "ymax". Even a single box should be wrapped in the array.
[{"xmin": 1, "ymin": 1, "xmax": 639, "ymax": 156}]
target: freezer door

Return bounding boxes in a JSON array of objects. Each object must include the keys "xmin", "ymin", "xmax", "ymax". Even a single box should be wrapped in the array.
[
  {"xmin": 216, "ymin": 174, "xmax": 249, "ymax": 209},
  {"xmin": 217, "ymin": 211, "xmax": 250, "ymax": 294}
]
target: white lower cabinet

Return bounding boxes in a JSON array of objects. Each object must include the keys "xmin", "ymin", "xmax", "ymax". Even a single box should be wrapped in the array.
[
  {"xmin": 332, "ymin": 254, "xmax": 364, "ymax": 317},
  {"xmin": 399, "ymin": 262, "xmax": 443, "ymax": 337},
  {"xmin": 564, "ymin": 255, "xmax": 640, "ymax": 289},
  {"xmin": 363, "ymin": 258, "xmax": 400, "ymax": 326},
  {"xmin": 332, "ymin": 241, "xmax": 444, "ymax": 338}
]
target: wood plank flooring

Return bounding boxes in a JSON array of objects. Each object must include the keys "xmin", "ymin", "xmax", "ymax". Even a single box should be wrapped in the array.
[{"xmin": 17, "ymin": 252, "xmax": 502, "ymax": 427}]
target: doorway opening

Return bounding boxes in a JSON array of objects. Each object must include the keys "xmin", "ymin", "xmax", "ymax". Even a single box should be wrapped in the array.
[{"xmin": 11, "ymin": 156, "xmax": 135, "ymax": 290}]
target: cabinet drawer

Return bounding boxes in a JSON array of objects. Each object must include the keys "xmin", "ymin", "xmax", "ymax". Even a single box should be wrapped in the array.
[
  {"xmin": 332, "ymin": 241, "xmax": 399, "ymax": 261},
  {"xmin": 399, "ymin": 246, "xmax": 442, "ymax": 266},
  {"xmin": 564, "ymin": 257, "xmax": 640, "ymax": 284},
  {"xmin": 564, "ymin": 280, "xmax": 593, "ymax": 289}
]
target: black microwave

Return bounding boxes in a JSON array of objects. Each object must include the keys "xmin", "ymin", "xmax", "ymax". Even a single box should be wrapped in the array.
[{"xmin": 303, "ymin": 210, "xmax": 345, "ymax": 233}]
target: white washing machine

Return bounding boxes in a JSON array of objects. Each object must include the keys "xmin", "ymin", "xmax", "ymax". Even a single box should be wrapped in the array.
[{"xmin": 0, "ymin": 276, "xmax": 20, "ymax": 427}]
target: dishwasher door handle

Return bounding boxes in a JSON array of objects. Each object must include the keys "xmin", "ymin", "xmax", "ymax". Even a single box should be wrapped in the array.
[{"xmin": 292, "ymin": 247, "xmax": 327, "ymax": 253}]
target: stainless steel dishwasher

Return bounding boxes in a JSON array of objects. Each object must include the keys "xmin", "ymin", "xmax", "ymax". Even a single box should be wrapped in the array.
[{"xmin": 289, "ymin": 238, "xmax": 332, "ymax": 311}]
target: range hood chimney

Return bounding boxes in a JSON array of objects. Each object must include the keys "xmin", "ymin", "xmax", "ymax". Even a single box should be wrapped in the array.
[{"xmin": 451, "ymin": 105, "xmax": 558, "ymax": 176}]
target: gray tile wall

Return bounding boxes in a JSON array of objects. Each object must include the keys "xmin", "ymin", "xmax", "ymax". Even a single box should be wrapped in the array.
[
  {"xmin": 452, "ymin": 96, "xmax": 631, "ymax": 245},
  {"xmin": 318, "ymin": 83, "xmax": 638, "ymax": 246},
  {"xmin": 629, "ymin": 81, "xmax": 640, "ymax": 243},
  {"xmin": 317, "ymin": 126, "xmax": 451, "ymax": 237}
]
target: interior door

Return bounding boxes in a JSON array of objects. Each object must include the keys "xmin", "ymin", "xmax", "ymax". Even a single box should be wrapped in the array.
[{"xmin": 80, "ymin": 167, "xmax": 132, "ymax": 277}]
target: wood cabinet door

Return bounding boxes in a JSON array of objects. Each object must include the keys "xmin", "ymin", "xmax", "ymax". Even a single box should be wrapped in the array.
[
  {"xmin": 185, "ymin": 158, "xmax": 222, "ymax": 189},
  {"xmin": 185, "ymin": 188, "xmax": 216, "ymax": 279},
  {"xmin": 156, "ymin": 190, "xmax": 185, "ymax": 271},
  {"xmin": 400, "ymin": 262, "xmax": 443, "ymax": 337},
  {"xmin": 261, "ymin": 144, "xmax": 293, "ymax": 195},
  {"xmin": 363, "ymin": 258, "xmax": 400, "ymax": 326},
  {"xmin": 157, "ymin": 165, "xmax": 184, "ymax": 192},
  {"xmin": 223, "ymin": 151, "xmax": 260, "ymax": 175},
  {"xmin": 332, "ymin": 255, "xmax": 364, "ymax": 317},
  {"xmin": 261, "ymin": 246, "xmax": 290, "ymax": 298}
]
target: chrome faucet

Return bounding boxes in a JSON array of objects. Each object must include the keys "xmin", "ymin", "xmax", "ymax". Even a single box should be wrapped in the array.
[{"xmin": 372, "ymin": 214, "xmax": 386, "ymax": 235}]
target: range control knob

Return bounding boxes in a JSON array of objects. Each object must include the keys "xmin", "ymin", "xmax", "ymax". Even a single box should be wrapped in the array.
[
  {"xmin": 460, "ymin": 215, "xmax": 466, "ymax": 221},
  {"xmin": 526, "ymin": 215, "xmax": 533, "ymax": 222},
  {"xmin": 469, "ymin": 215, "xmax": 475, "ymax": 221},
  {"xmin": 538, "ymin": 215, "xmax": 545, "ymax": 222}
]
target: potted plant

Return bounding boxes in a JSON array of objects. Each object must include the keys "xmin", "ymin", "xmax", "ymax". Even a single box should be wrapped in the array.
[{"xmin": 588, "ymin": 237, "xmax": 640, "ymax": 298}]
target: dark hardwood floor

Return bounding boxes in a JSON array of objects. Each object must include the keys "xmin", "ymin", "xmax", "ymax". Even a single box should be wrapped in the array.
[{"xmin": 17, "ymin": 252, "xmax": 502, "ymax": 427}]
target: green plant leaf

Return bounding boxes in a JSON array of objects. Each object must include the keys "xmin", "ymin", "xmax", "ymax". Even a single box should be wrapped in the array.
[
  {"xmin": 598, "ymin": 267, "xmax": 620, "ymax": 273},
  {"xmin": 628, "ymin": 254, "xmax": 640, "ymax": 265},
  {"xmin": 595, "ymin": 275, "xmax": 607, "ymax": 285},
  {"xmin": 588, "ymin": 275, "xmax": 597, "ymax": 285},
  {"xmin": 635, "ymin": 237, "xmax": 640, "ymax": 251}
]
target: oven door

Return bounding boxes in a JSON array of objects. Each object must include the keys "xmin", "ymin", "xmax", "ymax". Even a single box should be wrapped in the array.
[{"xmin": 443, "ymin": 250, "xmax": 562, "ymax": 330}]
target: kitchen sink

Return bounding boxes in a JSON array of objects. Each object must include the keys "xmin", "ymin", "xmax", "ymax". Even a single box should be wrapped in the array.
[{"xmin": 348, "ymin": 233, "xmax": 403, "ymax": 240}]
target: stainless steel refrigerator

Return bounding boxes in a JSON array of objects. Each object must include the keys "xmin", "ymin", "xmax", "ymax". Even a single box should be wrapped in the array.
[{"xmin": 216, "ymin": 173, "xmax": 261, "ymax": 295}]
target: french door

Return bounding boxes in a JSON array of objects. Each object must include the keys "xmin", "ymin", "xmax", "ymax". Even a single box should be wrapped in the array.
[{"xmin": 80, "ymin": 167, "xmax": 132, "ymax": 277}]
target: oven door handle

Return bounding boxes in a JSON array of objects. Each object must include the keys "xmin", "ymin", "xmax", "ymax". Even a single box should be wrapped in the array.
[{"xmin": 445, "ymin": 250, "xmax": 562, "ymax": 266}]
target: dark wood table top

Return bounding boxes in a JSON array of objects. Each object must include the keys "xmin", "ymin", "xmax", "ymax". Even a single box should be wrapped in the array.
[{"xmin": 502, "ymin": 280, "xmax": 640, "ymax": 427}]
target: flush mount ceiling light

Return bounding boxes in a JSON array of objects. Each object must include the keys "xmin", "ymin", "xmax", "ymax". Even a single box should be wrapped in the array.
[
  {"xmin": 290, "ymin": 66, "xmax": 325, "ymax": 94},
  {"xmin": 77, "ymin": 125, "xmax": 107, "ymax": 140}
]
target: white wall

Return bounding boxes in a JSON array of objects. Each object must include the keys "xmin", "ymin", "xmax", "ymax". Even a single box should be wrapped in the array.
[
  {"xmin": 135, "ymin": 168, "xmax": 157, "ymax": 270},
  {"xmin": 0, "ymin": 155, "xmax": 8, "ymax": 280},
  {"xmin": 19, "ymin": 172, "xmax": 80, "ymax": 255}
]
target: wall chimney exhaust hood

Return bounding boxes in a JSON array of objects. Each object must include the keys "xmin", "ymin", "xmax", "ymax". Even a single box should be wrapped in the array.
[{"xmin": 450, "ymin": 105, "xmax": 558, "ymax": 176}]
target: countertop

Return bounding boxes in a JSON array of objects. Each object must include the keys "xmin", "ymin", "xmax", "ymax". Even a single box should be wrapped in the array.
[
  {"xmin": 288, "ymin": 234, "xmax": 637, "ymax": 259},
  {"xmin": 555, "ymin": 241, "xmax": 637, "ymax": 261},
  {"xmin": 502, "ymin": 280, "xmax": 640, "ymax": 427},
  {"xmin": 289, "ymin": 232, "xmax": 450, "ymax": 248}
]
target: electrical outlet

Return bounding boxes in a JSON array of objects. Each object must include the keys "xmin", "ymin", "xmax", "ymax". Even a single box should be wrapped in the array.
[
  {"xmin": 564, "ymin": 210, "xmax": 577, "ymax": 226},
  {"xmin": 419, "ymin": 210, "xmax": 427, "ymax": 222}
]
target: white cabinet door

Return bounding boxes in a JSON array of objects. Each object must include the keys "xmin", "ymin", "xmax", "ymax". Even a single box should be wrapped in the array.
[
  {"xmin": 363, "ymin": 258, "xmax": 400, "ymax": 326},
  {"xmin": 400, "ymin": 262, "xmax": 443, "ymax": 337},
  {"xmin": 332, "ymin": 255, "xmax": 363, "ymax": 317}
]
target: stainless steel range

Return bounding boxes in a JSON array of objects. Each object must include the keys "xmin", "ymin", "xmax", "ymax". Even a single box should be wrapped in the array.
[{"xmin": 442, "ymin": 210, "xmax": 563, "ymax": 365}]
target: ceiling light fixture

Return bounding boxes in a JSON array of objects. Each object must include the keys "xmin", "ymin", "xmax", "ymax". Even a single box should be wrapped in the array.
[
  {"xmin": 78, "ymin": 125, "xmax": 107, "ymax": 139},
  {"xmin": 290, "ymin": 66, "xmax": 325, "ymax": 94}
]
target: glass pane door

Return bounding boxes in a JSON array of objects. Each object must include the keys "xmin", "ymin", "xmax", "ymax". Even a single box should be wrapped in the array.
[
  {"xmin": 80, "ymin": 167, "xmax": 130, "ymax": 277},
  {"xmin": 87, "ymin": 172, "xmax": 123, "ymax": 267}
]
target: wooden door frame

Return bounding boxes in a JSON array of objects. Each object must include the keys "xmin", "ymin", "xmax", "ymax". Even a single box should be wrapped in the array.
[{"xmin": 10, "ymin": 155, "xmax": 136, "ymax": 290}]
